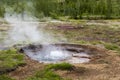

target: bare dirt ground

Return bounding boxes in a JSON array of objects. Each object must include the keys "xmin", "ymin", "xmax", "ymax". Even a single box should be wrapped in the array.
[{"xmin": 8, "ymin": 56, "xmax": 45, "ymax": 80}]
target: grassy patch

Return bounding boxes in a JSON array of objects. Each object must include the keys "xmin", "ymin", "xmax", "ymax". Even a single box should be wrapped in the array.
[
  {"xmin": 90, "ymin": 41, "xmax": 120, "ymax": 53},
  {"xmin": 46, "ymin": 63, "xmax": 74, "ymax": 71},
  {"xmin": 48, "ymin": 21, "xmax": 120, "ymax": 46},
  {"xmin": 0, "ymin": 49, "xmax": 25, "ymax": 74},
  {"xmin": 75, "ymin": 40, "xmax": 90, "ymax": 44},
  {"xmin": 27, "ymin": 70, "xmax": 64, "ymax": 80},
  {"xmin": 0, "ymin": 75, "xmax": 15, "ymax": 80},
  {"xmin": 75, "ymin": 40, "xmax": 120, "ymax": 54},
  {"xmin": 27, "ymin": 63, "xmax": 75, "ymax": 80},
  {"xmin": 103, "ymin": 43, "xmax": 120, "ymax": 52},
  {"xmin": 92, "ymin": 41, "xmax": 120, "ymax": 53}
]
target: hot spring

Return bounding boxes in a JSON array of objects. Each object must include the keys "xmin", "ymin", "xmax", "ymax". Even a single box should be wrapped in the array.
[
  {"xmin": 20, "ymin": 44, "xmax": 92, "ymax": 63},
  {"xmin": 3, "ymin": 14, "xmax": 99, "ymax": 64}
]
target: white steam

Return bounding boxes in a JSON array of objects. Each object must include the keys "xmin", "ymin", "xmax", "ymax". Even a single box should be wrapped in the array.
[
  {"xmin": 3, "ymin": 13, "xmax": 71, "ymax": 63},
  {"xmin": 4, "ymin": 13, "xmax": 55, "ymax": 46}
]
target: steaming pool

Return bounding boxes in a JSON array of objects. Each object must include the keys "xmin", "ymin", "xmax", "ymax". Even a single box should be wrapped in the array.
[{"xmin": 20, "ymin": 44, "xmax": 94, "ymax": 64}]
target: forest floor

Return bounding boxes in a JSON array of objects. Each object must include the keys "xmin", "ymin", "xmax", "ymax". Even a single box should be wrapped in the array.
[{"xmin": 0, "ymin": 20, "xmax": 120, "ymax": 80}]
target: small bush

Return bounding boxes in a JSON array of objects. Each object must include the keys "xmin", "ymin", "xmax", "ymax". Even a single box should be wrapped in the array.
[
  {"xmin": 46, "ymin": 63, "xmax": 74, "ymax": 71},
  {"xmin": 50, "ymin": 12, "xmax": 59, "ymax": 19}
]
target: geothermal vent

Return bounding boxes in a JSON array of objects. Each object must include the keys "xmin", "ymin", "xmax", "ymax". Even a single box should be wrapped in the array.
[{"xmin": 20, "ymin": 44, "xmax": 95, "ymax": 63}]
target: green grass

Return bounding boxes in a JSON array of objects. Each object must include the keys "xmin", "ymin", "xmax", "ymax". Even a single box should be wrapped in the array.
[
  {"xmin": 0, "ymin": 75, "xmax": 15, "ymax": 80},
  {"xmin": 46, "ymin": 63, "xmax": 74, "ymax": 71},
  {"xmin": 48, "ymin": 21, "xmax": 120, "ymax": 46},
  {"xmin": 27, "ymin": 63, "xmax": 74, "ymax": 80},
  {"xmin": 0, "ymin": 49, "xmax": 25, "ymax": 74},
  {"xmin": 72, "ymin": 39, "xmax": 120, "ymax": 54},
  {"xmin": 89, "ymin": 41, "xmax": 120, "ymax": 53},
  {"xmin": 27, "ymin": 70, "xmax": 63, "ymax": 80},
  {"xmin": 92, "ymin": 41, "xmax": 120, "ymax": 54},
  {"xmin": 103, "ymin": 43, "xmax": 120, "ymax": 52}
]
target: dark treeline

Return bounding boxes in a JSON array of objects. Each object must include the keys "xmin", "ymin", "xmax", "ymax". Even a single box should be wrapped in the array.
[{"xmin": 0, "ymin": 0, "xmax": 120, "ymax": 19}]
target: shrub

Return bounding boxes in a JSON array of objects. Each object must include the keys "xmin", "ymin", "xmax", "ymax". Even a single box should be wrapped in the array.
[{"xmin": 50, "ymin": 12, "xmax": 59, "ymax": 19}]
